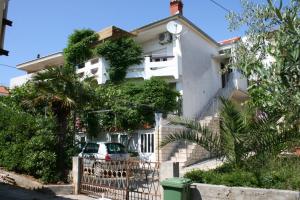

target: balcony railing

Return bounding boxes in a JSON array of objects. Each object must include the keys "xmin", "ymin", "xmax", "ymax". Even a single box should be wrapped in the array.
[
  {"xmin": 10, "ymin": 73, "xmax": 34, "ymax": 88},
  {"xmin": 127, "ymin": 55, "xmax": 179, "ymax": 80},
  {"xmin": 10, "ymin": 55, "xmax": 180, "ymax": 87}
]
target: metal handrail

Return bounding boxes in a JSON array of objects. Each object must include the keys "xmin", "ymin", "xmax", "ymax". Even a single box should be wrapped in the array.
[{"xmin": 196, "ymin": 72, "xmax": 237, "ymax": 120}]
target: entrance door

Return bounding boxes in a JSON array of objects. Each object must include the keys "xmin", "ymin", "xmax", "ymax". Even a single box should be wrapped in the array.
[{"xmin": 139, "ymin": 132, "xmax": 155, "ymax": 162}]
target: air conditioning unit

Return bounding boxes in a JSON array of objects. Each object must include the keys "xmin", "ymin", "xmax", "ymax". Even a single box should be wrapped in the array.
[{"xmin": 159, "ymin": 32, "xmax": 172, "ymax": 45}]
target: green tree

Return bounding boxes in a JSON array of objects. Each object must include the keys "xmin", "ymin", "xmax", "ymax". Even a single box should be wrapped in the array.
[
  {"xmin": 31, "ymin": 65, "xmax": 95, "ymax": 178},
  {"xmin": 227, "ymin": 0, "xmax": 300, "ymax": 127},
  {"xmin": 92, "ymin": 78, "xmax": 179, "ymax": 132},
  {"xmin": 96, "ymin": 37, "xmax": 143, "ymax": 83}
]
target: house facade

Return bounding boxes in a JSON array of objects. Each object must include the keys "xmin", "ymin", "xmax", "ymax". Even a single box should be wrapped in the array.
[{"xmin": 10, "ymin": 0, "xmax": 248, "ymax": 164}]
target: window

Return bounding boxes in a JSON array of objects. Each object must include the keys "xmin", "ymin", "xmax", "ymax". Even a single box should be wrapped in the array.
[
  {"xmin": 83, "ymin": 143, "xmax": 99, "ymax": 153},
  {"xmin": 141, "ymin": 133, "xmax": 154, "ymax": 153},
  {"xmin": 110, "ymin": 134, "xmax": 119, "ymax": 142},
  {"xmin": 120, "ymin": 135, "xmax": 128, "ymax": 146},
  {"xmin": 106, "ymin": 143, "xmax": 126, "ymax": 154}
]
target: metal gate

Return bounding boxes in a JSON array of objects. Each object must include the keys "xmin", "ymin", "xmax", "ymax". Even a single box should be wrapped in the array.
[{"xmin": 80, "ymin": 158, "xmax": 161, "ymax": 200}]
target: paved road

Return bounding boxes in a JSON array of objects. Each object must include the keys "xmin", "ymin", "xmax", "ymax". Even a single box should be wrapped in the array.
[{"xmin": 0, "ymin": 183, "xmax": 96, "ymax": 200}]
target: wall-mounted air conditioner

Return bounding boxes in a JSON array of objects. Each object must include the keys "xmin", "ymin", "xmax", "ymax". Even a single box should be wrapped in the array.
[{"xmin": 158, "ymin": 32, "xmax": 172, "ymax": 45}]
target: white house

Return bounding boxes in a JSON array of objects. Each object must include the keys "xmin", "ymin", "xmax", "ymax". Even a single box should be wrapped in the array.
[{"xmin": 10, "ymin": 0, "xmax": 248, "ymax": 165}]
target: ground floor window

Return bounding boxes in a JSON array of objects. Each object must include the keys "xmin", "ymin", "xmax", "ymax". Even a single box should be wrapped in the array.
[
  {"xmin": 110, "ymin": 134, "xmax": 118, "ymax": 142},
  {"xmin": 120, "ymin": 134, "xmax": 128, "ymax": 145},
  {"xmin": 141, "ymin": 133, "xmax": 154, "ymax": 153}
]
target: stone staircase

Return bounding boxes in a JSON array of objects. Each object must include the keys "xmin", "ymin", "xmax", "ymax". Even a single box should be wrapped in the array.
[
  {"xmin": 167, "ymin": 73, "xmax": 239, "ymax": 168},
  {"xmin": 169, "ymin": 142, "xmax": 210, "ymax": 168}
]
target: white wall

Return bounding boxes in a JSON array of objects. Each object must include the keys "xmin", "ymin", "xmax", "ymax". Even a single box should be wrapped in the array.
[
  {"xmin": 141, "ymin": 38, "xmax": 173, "ymax": 57},
  {"xmin": 180, "ymin": 26, "xmax": 221, "ymax": 118}
]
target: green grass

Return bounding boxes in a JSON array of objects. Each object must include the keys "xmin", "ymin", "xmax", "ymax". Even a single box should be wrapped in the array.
[{"xmin": 184, "ymin": 157, "xmax": 300, "ymax": 191}]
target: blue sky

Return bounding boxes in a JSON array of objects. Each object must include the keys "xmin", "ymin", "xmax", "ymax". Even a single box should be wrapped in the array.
[{"xmin": 0, "ymin": 0, "xmax": 263, "ymax": 86}]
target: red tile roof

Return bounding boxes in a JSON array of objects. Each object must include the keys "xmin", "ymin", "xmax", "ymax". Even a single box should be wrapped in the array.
[
  {"xmin": 219, "ymin": 37, "xmax": 241, "ymax": 46},
  {"xmin": 0, "ymin": 86, "xmax": 9, "ymax": 96}
]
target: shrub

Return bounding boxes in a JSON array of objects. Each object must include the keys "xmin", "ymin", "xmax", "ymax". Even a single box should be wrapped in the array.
[
  {"xmin": 0, "ymin": 103, "xmax": 61, "ymax": 183},
  {"xmin": 184, "ymin": 157, "xmax": 300, "ymax": 190}
]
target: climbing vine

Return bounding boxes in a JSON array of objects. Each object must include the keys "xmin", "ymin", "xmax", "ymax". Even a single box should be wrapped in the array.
[
  {"xmin": 96, "ymin": 37, "xmax": 143, "ymax": 83},
  {"xmin": 63, "ymin": 30, "xmax": 143, "ymax": 83},
  {"xmin": 63, "ymin": 29, "xmax": 98, "ymax": 67}
]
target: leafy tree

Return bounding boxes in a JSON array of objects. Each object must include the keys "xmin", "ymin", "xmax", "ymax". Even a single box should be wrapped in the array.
[
  {"xmin": 227, "ymin": 0, "xmax": 300, "ymax": 127},
  {"xmin": 91, "ymin": 78, "xmax": 179, "ymax": 133},
  {"xmin": 96, "ymin": 37, "xmax": 143, "ymax": 83},
  {"xmin": 31, "ymin": 65, "xmax": 95, "ymax": 178}
]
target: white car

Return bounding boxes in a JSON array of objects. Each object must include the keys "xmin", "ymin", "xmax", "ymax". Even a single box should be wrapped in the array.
[
  {"xmin": 79, "ymin": 142, "xmax": 130, "ymax": 175},
  {"xmin": 79, "ymin": 142, "xmax": 129, "ymax": 162}
]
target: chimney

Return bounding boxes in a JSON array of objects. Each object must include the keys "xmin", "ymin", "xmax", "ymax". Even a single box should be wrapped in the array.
[{"xmin": 170, "ymin": 0, "xmax": 183, "ymax": 15}]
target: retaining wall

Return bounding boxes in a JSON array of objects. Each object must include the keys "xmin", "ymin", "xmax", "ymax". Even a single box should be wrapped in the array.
[{"xmin": 190, "ymin": 183, "xmax": 300, "ymax": 200}]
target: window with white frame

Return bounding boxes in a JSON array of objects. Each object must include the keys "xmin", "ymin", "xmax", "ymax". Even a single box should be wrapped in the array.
[{"xmin": 140, "ymin": 133, "xmax": 154, "ymax": 153}]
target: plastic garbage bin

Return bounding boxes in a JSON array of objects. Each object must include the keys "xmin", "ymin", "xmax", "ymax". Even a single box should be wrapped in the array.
[{"xmin": 160, "ymin": 177, "xmax": 192, "ymax": 200}]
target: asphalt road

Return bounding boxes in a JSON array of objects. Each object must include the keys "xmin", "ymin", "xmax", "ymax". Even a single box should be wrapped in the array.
[{"xmin": 0, "ymin": 183, "xmax": 96, "ymax": 200}]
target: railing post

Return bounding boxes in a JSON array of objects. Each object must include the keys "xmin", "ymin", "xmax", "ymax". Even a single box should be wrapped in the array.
[
  {"xmin": 72, "ymin": 156, "xmax": 82, "ymax": 195},
  {"xmin": 125, "ymin": 160, "xmax": 129, "ymax": 200}
]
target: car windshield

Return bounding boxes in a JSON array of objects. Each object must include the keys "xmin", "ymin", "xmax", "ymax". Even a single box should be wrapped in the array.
[
  {"xmin": 106, "ymin": 143, "xmax": 126, "ymax": 154},
  {"xmin": 83, "ymin": 143, "xmax": 99, "ymax": 154}
]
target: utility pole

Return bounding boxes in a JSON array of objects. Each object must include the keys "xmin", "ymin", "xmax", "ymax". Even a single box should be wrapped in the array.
[{"xmin": 0, "ymin": 0, "xmax": 12, "ymax": 56}]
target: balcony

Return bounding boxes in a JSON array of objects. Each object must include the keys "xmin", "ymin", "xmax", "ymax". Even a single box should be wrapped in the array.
[
  {"xmin": 126, "ymin": 55, "xmax": 180, "ymax": 80},
  {"xmin": 10, "ymin": 55, "xmax": 180, "ymax": 88},
  {"xmin": 10, "ymin": 73, "xmax": 34, "ymax": 88}
]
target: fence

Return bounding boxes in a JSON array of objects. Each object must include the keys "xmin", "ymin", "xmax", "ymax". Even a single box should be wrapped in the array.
[{"xmin": 76, "ymin": 157, "xmax": 161, "ymax": 200}]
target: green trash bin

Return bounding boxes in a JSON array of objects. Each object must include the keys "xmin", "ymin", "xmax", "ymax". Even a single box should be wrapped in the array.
[{"xmin": 160, "ymin": 177, "xmax": 192, "ymax": 200}]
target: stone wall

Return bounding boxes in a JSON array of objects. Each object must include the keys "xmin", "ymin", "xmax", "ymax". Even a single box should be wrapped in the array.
[
  {"xmin": 190, "ymin": 183, "xmax": 300, "ymax": 200},
  {"xmin": 157, "ymin": 121, "xmax": 185, "ymax": 162}
]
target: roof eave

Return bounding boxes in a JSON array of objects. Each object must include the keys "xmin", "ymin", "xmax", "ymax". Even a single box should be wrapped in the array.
[{"xmin": 132, "ymin": 14, "xmax": 219, "ymax": 47}]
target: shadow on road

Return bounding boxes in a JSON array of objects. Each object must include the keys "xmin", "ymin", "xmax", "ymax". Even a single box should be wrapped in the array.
[{"xmin": 0, "ymin": 183, "xmax": 75, "ymax": 200}]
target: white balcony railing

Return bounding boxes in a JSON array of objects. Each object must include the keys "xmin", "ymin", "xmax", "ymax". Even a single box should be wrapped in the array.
[
  {"xmin": 127, "ymin": 56, "xmax": 179, "ymax": 80},
  {"xmin": 10, "ymin": 55, "xmax": 180, "ymax": 87},
  {"xmin": 10, "ymin": 73, "xmax": 34, "ymax": 88}
]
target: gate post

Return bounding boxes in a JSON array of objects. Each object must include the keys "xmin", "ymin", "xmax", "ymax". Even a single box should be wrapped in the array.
[
  {"xmin": 160, "ymin": 161, "xmax": 179, "ymax": 181},
  {"xmin": 72, "ymin": 156, "xmax": 82, "ymax": 195}
]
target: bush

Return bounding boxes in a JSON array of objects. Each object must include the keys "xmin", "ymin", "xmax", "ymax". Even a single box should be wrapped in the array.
[
  {"xmin": 184, "ymin": 158, "xmax": 300, "ymax": 190},
  {"xmin": 0, "ymin": 104, "xmax": 60, "ymax": 183}
]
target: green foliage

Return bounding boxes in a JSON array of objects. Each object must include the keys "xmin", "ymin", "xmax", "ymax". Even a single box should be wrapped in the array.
[
  {"xmin": 92, "ymin": 78, "xmax": 179, "ymax": 132},
  {"xmin": 184, "ymin": 157, "xmax": 300, "ymax": 190},
  {"xmin": 0, "ymin": 103, "xmax": 59, "ymax": 183},
  {"xmin": 31, "ymin": 65, "xmax": 98, "ymax": 179},
  {"xmin": 161, "ymin": 98, "xmax": 300, "ymax": 167},
  {"xmin": 96, "ymin": 37, "xmax": 143, "ymax": 83},
  {"xmin": 160, "ymin": 115, "xmax": 218, "ymax": 154},
  {"xmin": 227, "ymin": 0, "xmax": 300, "ymax": 126},
  {"xmin": 64, "ymin": 29, "xmax": 99, "ymax": 66}
]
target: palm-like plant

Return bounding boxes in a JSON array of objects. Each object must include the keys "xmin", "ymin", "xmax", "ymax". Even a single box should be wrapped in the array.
[
  {"xmin": 32, "ymin": 65, "xmax": 95, "ymax": 177},
  {"xmin": 161, "ymin": 98, "xmax": 300, "ymax": 167},
  {"xmin": 161, "ymin": 98, "xmax": 250, "ymax": 167}
]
